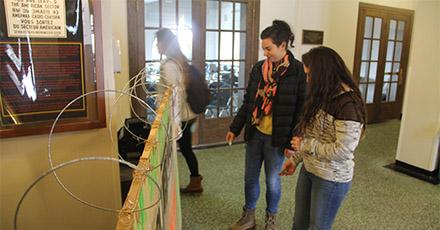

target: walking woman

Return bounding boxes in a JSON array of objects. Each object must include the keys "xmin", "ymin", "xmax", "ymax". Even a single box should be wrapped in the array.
[
  {"xmin": 226, "ymin": 20, "xmax": 306, "ymax": 230},
  {"xmin": 280, "ymin": 46, "xmax": 367, "ymax": 230},
  {"xmin": 156, "ymin": 28, "xmax": 202, "ymax": 193}
]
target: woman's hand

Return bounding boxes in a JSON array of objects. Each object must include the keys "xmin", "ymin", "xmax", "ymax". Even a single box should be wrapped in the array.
[
  {"xmin": 291, "ymin": 136, "xmax": 302, "ymax": 151},
  {"xmin": 284, "ymin": 148, "xmax": 296, "ymax": 158},
  {"xmin": 279, "ymin": 159, "xmax": 296, "ymax": 176},
  {"xmin": 225, "ymin": 131, "xmax": 236, "ymax": 145}
]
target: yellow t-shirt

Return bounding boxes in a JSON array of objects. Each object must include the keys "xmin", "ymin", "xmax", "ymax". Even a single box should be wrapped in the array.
[{"xmin": 256, "ymin": 113, "xmax": 273, "ymax": 135}]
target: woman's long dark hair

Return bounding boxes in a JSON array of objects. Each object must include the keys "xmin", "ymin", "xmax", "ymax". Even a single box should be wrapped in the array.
[
  {"xmin": 260, "ymin": 20, "xmax": 295, "ymax": 48},
  {"xmin": 156, "ymin": 28, "xmax": 190, "ymax": 76},
  {"xmin": 298, "ymin": 46, "xmax": 367, "ymax": 134}
]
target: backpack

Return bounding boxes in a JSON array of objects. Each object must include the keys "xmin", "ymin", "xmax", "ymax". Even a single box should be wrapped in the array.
[
  {"xmin": 186, "ymin": 65, "xmax": 210, "ymax": 114},
  {"xmin": 117, "ymin": 117, "xmax": 151, "ymax": 159}
]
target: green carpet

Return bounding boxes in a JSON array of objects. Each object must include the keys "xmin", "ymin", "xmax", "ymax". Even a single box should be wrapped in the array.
[{"xmin": 177, "ymin": 120, "xmax": 440, "ymax": 229}]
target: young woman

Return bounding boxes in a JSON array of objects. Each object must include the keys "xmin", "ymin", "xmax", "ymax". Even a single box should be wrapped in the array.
[
  {"xmin": 156, "ymin": 28, "xmax": 202, "ymax": 193},
  {"xmin": 280, "ymin": 46, "xmax": 367, "ymax": 230},
  {"xmin": 226, "ymin": 20, "xmax": 306, "ymax": 230}
]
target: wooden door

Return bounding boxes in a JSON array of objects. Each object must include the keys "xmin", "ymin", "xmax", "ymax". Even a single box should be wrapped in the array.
[
  {"xmin": 353, "ymin": 3, "xmax": 413, "ymax": 123},
  {"xmin": 127, "ymin": 0, "xmax": 260, "ymax": 145},
  {"xmin": 198, "ymin": 0, "xmax": 260, "ymax": 144}
]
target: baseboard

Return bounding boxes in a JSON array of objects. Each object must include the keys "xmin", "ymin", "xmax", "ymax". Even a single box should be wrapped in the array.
[{"xmin": 386, "ymin": 160, "xmax": 439, "ymax": 185}]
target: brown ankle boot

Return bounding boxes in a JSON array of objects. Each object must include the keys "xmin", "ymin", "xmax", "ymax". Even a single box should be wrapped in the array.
[
  {"xmin": 180, "ymin": 175, "xmax": 203, "ymax": 193},
  {"xmin": 264, "ymin": 211, "xmax": 277, "ymax": 230},
  {"xmin": 229, "ymin": 207, "xmax": 256, "ymax": 230}
]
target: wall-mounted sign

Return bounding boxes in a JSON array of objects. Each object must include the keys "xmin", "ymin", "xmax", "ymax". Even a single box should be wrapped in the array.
[
  {"xmin": 302, "ymin": 30, "xmax": 324, "ymax": 45},
  {"xmin": 4, "ymin": 0, "xmax": 67, "ymax": 38}
]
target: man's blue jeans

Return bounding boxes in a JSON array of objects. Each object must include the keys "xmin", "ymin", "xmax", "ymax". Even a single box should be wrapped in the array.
[
  {"xmin": 244, "ymin": 130, "xmax": 284, "ymax": 214},
  {"xmin": 293, "ymin": 166, "xmax": 352, "ymax": 230}
]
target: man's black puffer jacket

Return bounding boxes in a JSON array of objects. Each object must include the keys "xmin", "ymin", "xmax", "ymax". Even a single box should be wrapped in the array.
[{"xmin": 229, "ymin": 50, "xmax": 306, "ymax": 148}]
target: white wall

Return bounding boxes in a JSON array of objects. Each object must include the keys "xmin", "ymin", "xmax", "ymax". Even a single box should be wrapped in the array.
[
  {"xmin": 261, "ymin": 0, "xmax": 439, "ymax": 171},
  {"xmin": 396, "ymin": 0, "xmax": 440, "ymax": 171},
  {"xmin": 259, "ymin": 0, "xmax": 296, "ymax": 58},
  {"xmin": 260, "ymin": 0, "xmax": 414, "ymax": 67},
  {"xmin": 0, "ymin": 1, "xmax": 131, "ymax": 229}
]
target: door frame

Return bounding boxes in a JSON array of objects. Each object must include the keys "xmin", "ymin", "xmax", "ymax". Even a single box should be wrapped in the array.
[
  {"xmin": 197, "ymin": 0, "xmax": 261, "ymax": 144},
  {"xmin": 127, "ymin": 0, "xmax": 261, "ymax": 145},
  {"xmin": 353, "ymin": 3, "xmax": 414, "ymax": 123}
]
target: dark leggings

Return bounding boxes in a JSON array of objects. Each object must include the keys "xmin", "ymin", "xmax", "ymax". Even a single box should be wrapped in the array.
[{"xmin": 177, "ymin": 119, "xmax": 199, "ymax": 177}]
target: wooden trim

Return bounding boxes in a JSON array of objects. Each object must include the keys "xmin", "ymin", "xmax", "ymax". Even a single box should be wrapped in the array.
[
  {"xmin": 128, "ymin": 0, "xmax": 147, "ymax": 117},
  {"xmin": 0, "ymin": 0, "xmax": 107, "ymax": 138},
  {"xmin": 395, "ymin": 12, "xmax": 414, "ymax": 110},
  {"xmin": 193, "ymin": 0, "xmax": 206, "ymax": 144},
  {"xmin": 93, "ymin": 0, "xmax": 107, "ymax": 130},
  {"xmin": 359, "ymin": 2, "xmax": 414, "ymax": 15}
]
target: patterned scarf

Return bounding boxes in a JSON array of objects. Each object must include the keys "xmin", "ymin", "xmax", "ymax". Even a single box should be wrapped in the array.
[{"xmin": 252, "ymin": 54, "xmax": 290, "ymax": 125}]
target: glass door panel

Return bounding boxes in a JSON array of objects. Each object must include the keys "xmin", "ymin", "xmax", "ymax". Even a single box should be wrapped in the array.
[
  {"xmin": 382, "ymin": 19, "xmax": 405, "ymax": 103},
  {"xmin": 358, "ymin": 16, "xmax": 382, "ymax": 105},
  {"xmin": 205, "ymin": 0, "xmax": 247, "ymax": 119}
]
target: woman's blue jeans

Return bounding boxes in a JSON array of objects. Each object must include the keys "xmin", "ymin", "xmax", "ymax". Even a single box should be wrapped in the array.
[
  {"xmin": 293, "ymin": 166, "xmax": 352, "ymax": 230},
  {"xmin": 244, "ymin": 130, "xmax": 284, "ymax": 214}
]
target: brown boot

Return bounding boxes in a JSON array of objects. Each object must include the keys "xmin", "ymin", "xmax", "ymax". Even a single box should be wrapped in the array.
[
  {"xmin": 180, "ymin": 175, "xmax": 203, "ymax": 193},
  {"xmin": 264, "ymin": 211, "xmax": 277, "ymax": 230},
  {"xmin": 229, "ymin": 207, "xmax": 256, "ymax": 230}
]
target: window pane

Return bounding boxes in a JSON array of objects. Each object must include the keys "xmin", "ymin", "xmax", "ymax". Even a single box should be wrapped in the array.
[
  {"xmin": 388, "ymin": 20, "xmax": 397, "ymax": 40},
  {"xmin": 205, "ymin": 90, "xmax": 217, "ymax": 119},
  {"xmin": 234, "ymin": 32, "xmax": 246, "ymax": 60},
  {"xmin": 162, "ymin": 0, "xmax": 177, "ymax": 28},
  {"xmin": 381, "ymin": 82, "xmax": 389, "ymax": 102},
  {"xmin": 397, "ymin": 21, "xmax": 405, "ymax": 41},
  {"xmin": 369, "ymin": 62, "xmax": 377, "ymax": 81},
  {"xmin": 144, "ymin": 0, "xmax": 159, "ymax": 27},
  {"xmin": 219, "ymin": 61, "xmax": 233, "ymax": 89},
  {"xmin": 385, "ymin": 61, "xmax": 392, "ymax": 73},
  {"xmin": 362, "ymin": 39, "xmax": 371, "ymax": 60},
  {"xmin": 233, "ymin": 61, "xmax": 246, "ymax": 88},
  {"xmin": 393, "ymin": 62, "xmax": 400, "ymax": 73},
  {"xmin": 360, "ymin": 62, "xmax": 369, "ymax": 82},
  {"xmin": 176, "ymin": 29, "xmax": 192, "ymax": 59},
  {"xmin": 221, "ymin": 2, "xmax": 233, "ymax": 30},
  {"xmin": 371, "ymin": 40, "xmax": 380, "ymax": 61},
  {"xmin": 145, "ymin": 62, "xmax": 161, "ymax": 83},
  {"xmin": 366, "ymin": 83, "xmax": 375, "ymax": 103},
  {"xmin": 232, "ymin": 89, "xmax": 245, "ymax": 116},
  {"xmin": 206, "ymin": 0, "xmax": 219, "ymax": 30},
  {"xmin": 235, "ymin": 3, "xmax": 247, "ymax": 30},
  {"xmin": 220, "ymin": 32, "xmax": 233, "ymax": 60},
  {"xmin": 205, "ymin": 61, "xmax": 219, "ymax": 85},
  {"xmin": 392, "ymin": 74, "xmax": 399, "ymax": 82},
  {"xmin": 145, "ymin": 29, "xmax": 160, "ymax": 61},
  {"xmin": 206, "ymin": 32, "xmax": 219, "ymax": 60},
  {"xmin": 373, "ymin": 17, "xmax": 382, "ymax": 39},
  {"xmin": 218, "ymin": 89, "xmax": 232, "ymax": 117},
  {"xmin": 178, "ymin": 0, "xmax": 192, "ymax": 29},
  {"xmin": 386, "ymin": 41, "xmax": 395, "ymax": 61},
  {"xmin": 364, "ymin": 16, "xmax": 373, "ymax": 38},
  {"xmin": 394, "ymin": 42, "xmax": 402, "ymax": 62},
  {"xmin": 384, "ymin": 74, "xmax": 390, "ymax": 82},
  {"xmin": 389, "ymin": 82, "xmax": 397, "ymax": 101},
  {"xmin": 359, "ymin": 84, "xmax": 367, "ymax": 101}
]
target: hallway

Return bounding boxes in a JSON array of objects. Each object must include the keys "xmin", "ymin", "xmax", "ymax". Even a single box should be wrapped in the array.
[{"xmin": 178, "ymin": 120, "xmax": 440, "ymax": 229}]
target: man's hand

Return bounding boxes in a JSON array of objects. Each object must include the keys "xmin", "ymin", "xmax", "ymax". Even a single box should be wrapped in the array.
[{"xmin": 279, "ymin": 160, "xmax": 296, "ymax": 176}]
